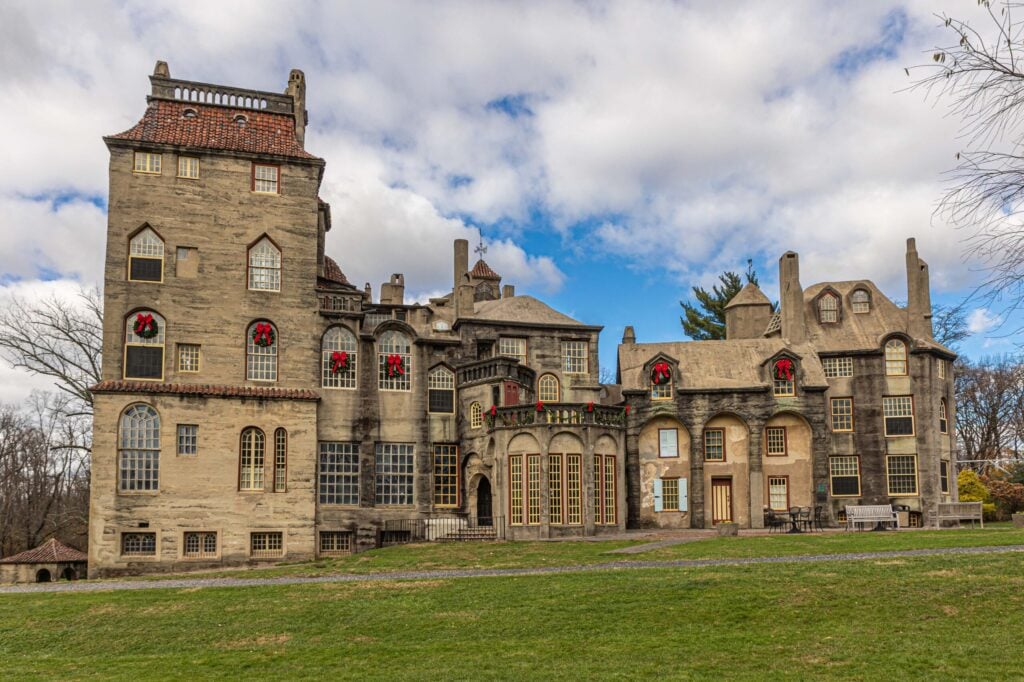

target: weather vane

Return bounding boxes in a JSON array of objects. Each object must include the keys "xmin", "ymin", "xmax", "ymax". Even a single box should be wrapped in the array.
[{"xmin": 474, "ymin": 233, "xmax": 487, "ymax": 258}]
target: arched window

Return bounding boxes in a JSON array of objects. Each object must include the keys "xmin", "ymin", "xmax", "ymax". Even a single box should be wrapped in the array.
[
  {"xmin": 851, "ymin": 289, "xmax": 870, "ymax": 314},
  {"xmin": 239, "ymin": 427, "xmax": 265, "ymax": 491},
  {"xmin": 246, "ymin": 321, "xmax": 277, "ymax": 382},
  {"xmin": 378, "ymin": 330, "xmax": 411, "ymax": 391},
  {"xmin": 885, "ymin": 339, "xmax": 907, "ymax": 376},
  {"xmin": 818, "ymin": 293, "xmax": 839, "ymax": 323},
  {"xmin": 322, "ymin": 326, "xmax": 357, "ymax": 389},
  {"xmin": 470, "ymin": 402, "xmax": 483, "ymax": 429},
  {"xmin": 124, "ymin": 310, "xmax": 166, "ymax": 380},
  {"xmin": 274, "ymin": 428, "xmax": 287, "ymax": 492},
  {"xmin": 119, "ymin": 404, "xmax": 160, "ymax": 491},
  {"xmin": 939, "ymin": 399, "xmax": 948, "ymax": 434},
  {"xmin": 538, "ymin": 374, "xmax": 560, "ymax": 402},
  {"xmin": 128, "ymin": 227, "xmax": 164, "ymax": 282},
  {"xmin": 428, "ymin": 366, "xmax": 455, "ymax": 413},
  {"xmin": 247, "ymin": 237, "xmax": 281, "ymax": 291}
]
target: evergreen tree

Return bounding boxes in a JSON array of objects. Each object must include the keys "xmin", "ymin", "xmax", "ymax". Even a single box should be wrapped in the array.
[{"xmin": 679, "ymin": 261, "xmax": 759, "ymax": 341}]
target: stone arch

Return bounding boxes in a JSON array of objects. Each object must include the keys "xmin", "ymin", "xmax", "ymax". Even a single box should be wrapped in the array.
[
  {"xmin": 594, "ymin": 434, "xmax": 619, "ymax": 454},
  {"xmin": 61, "ymin": 566, "xmax": 78, "ymax": 581},
  {"xmin": 763, "ymin": 410, "xmax": 814, "ymax": 512},
  {"xmin": 702, "ymin": 411, "xmax": 751, "ymax": 528},
  {"xmin": 35, "ymin": 568, "xmax": 51, "ymax": 583},
  {"xmin": 507, "ymin": 432, "xmax": 541, "ymax": 454}
]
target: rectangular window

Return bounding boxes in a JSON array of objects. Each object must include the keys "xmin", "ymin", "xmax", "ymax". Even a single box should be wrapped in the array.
[
  {"xmin": 527, "ymin": 454, "xmax": 541, "ymax": 525},
  {"xmin": 940, "ymin": 461, "xmax": 950, "ymax": 494},
  {"xmin": 183, "ymin": 531, "xmax": 217, "ymax": 559},
  {"xmin": 704, "ymin": 429, "xmax": 725, "ymax": 461},
  {"xmin": 510, "ymin": 455, "xmax": 523, "ymax": 525},
  {"xmin": 603, "ymin": 455, "xmax": 617, "ymax": 525},
  {"xmin": 253, "ymin": 164, "xmax": 279, "ymax": 193},
  {"xmin": 548, "ymin": 454, "xmax": 563, "ymax": 525},
  {"xmin": 593, "ymin": 457, "xmax": 601, "ymax": 521},
  {"xmin": 883, "ymin": 396, "xmax": 915, "ymax": 436},
  {"xmin": 562, "ymin": 341, "xmax": 588, "ymax": 375},
  {"xmin": 375, "ymin": 443, "xmax": 414, "ymax": 506},
  {"xmin": 119, "ymin": 450, "xmax": 159, "ymax": 491},
  {"xmin": 427, "ymin": 370, "xmax": 455, "ymax": 413},
  {"xmin": 765, "ymin": 427, "xmax": 787, "ymax": 456},
  {"xmin": 129, "ymin": 257, "xmax": 162, "ymax": 282},
  {"xmin": 433, "ymin": 444, "xmax": 458, "ymax": 508},
  {"xmin": 662, "ymin": 478, "xmax": 680, "ymax": 511},
  {"xmin": 822, "ymin": 356, "xmax": 853, "ymax": 378},
  {"xmin": 177, "ymin": 344, "xmax": 200, "ymax": 373},
  {"xmin": 831, "ymin": 398, "xmax": 854, "ymax": 432},
  {"xmin": 887, "ymin": 455, "xmax": 919, "ymax": 496},
  {"xmin": 497, "ymin": 337, "xmax": 527, "ymax": 366},
  {"xmin": 829, "ymin": 456, "xmax": 861, "ymax": 497},
  {"xmin": 768, "ymin": 476, "xmax": 789, "ymax": 511},
  {"xmin": 318, "ymin": 442, "xmax": 359, "ymax": 505},
  {"xmin": 274, "ymin": 429, "xmax": 287, "ymax": 493},
  {"xmin": 566, "ymin": 454, "xmax": 582, "ymax": 525},
  {"xmin": 250, "ymin": 531, "xmax": 283, "ymax": 558},
  {"xmin": 125, "ymin": 346, "xmax": 164, "ymax": 380},
  {"xmin": 773, "ymin": 376, "xmax": 795, "ymax": 397},
  {"xmin": 937, "ymin": 359, "xmax": 946, "ymax": 379},
  {"xmin": 658, "ymin": 428, "xmax": 679, "ymax": 457},
  {"xmin": 176, "ymin": 424, "xmax": 197, "ymax": 456},
  {"xmin": 319, "ymin": 531, "xmax": 353, "ymax": 556},
  {"xmin": 133, "ymin": 152, "xmax": 161, "ymax": 174},
  {"xmin": 651, "ymin": 378, "xmax": 672, "ymax": 400},
  {"xmin": 120, "ymin": 532, "xmax": 156, "ymax": 556},
  {"xmin": 177, "ymin": 156, "xmax": 199, "ymax": 178}
]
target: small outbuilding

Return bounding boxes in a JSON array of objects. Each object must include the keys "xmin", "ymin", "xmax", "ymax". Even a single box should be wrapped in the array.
[{"xmin": 0, "ymin": 538, "xmax": 88, "ymax": 584}]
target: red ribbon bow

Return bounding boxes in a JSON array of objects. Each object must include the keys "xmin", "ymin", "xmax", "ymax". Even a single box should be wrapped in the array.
[
  {"xmin": 652, "ymin": 361, "xmax": 671, "ymax": 385},
  {"xmin": 253, "ymin": 323, "xmax": 274, "ymax": 345},
  {"xmin": 775, "ymin": 358, "xmax": 793, "ymax": 381},
  {"xmin": 134, "ymin": 313, "xmax": 155, "ymax": 334},
  {"xmin": 536, "ymin": 401, "xmax": 545, "ymax": 412},
  {"xmin": 331, "ymin": 351, "xmax": 348, "ymax": 374},
  {"xmin": 625, "ymin": 405, "xmax": 631, "ymax": 415},
  {"xmin": 387, "ymin": 354, "xmax": 405, "ymax": 377},
  {"xmin": 587, "ymin": 401, "xmax": 594, "ymax": 413},
  {"xmin": 489, "ymin": 405, "xmax": 497, "ymax": 416}
]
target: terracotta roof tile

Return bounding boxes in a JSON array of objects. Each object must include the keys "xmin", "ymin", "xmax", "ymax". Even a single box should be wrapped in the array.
[
  {"xmin": 0, "ymin": 538, "xmax": 87, "ymax": 564},
  {"xmin": 90, "ymin": 380, "xmax": 320, "ymax": 401},
  {"xmin": 322, "ymin": 256, "xmax": 351, "ymax": 286},
  {"xmin": 106, "ymin": 100, "xmax": 320, "ymax": 160},
  {"xmin": 470, "ymin": 259, "xmax": 501, "ymax": 280}
]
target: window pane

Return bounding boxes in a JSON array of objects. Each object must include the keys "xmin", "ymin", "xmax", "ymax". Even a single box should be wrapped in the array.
[
  {"xmin": 887, "ymin": 455, "xmax": 918, "ymax": 495},
  {"xmin": 831, "ymin": 398, "xmax": 853, "ymax": 432},
  {"xmin": 176, "ymin": 424, "xmax": 197, "ymax": 456},
  {"xmin": 498, "ymin": 337, "xmax": 527, "ymax": 365},
  {"xmin": 885, "ymin": 340, "xmax": 907, "ymax": 375},
  {"xmin": 562, "ymin": 341, "xmax": 588, "ymax": 374},
  {"xmin": 239, "ymin": 428, "xmax": 265, "ymax": 491},
  {"xmin": 766, "ymin": 427, "xmax": 786, "ymax": 455},
  {"xmin": 548, "ymin": 454, "xmax": 562, "ymax": 524},
  {"xmin": 663, "ymin": 479, "xmax": 679, "ymax": 511},
  {"xmin": 125, "ymin": 346, "xmax": 163, "ymax": 380},
  {"xmin": 704, "ymin": 429, "xmax": 724, "ymax": 461},
  {"xmin": 433, "ymin": 444, "xmax": 458, "ymax": 507},
  {"xmin": 318, "ymin": 442, "xmax": 360, "ymax": 505},
  {"xmin": 321, "ymin": 327, "xmax": 357, "ymax": 389},
  {"xmin": 375, "ymin": 443, "xmax": 414, "ymax": 505},
  {"xmin": 830, "ymin": 456, "xmax": 860, "ymax": 496}
]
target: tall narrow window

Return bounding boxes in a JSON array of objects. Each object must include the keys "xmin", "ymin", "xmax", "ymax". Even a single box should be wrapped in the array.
[
  {"xmin": 538, "ymin": 374, "xmax": 560, "ymax": 402},
  {"xmin": 765, "ymin": 427, "xmax": 787, "ymax": 456},
  {"xmin": 321, "ymin": 326, "xmax": 357, "ymax": 389},
  {"xmin": 831, "ymin": 398, "xmax": 854, "ymax": 432},
  {"xmin": 509, "ymin": 456, "xmax": 524, "ymax": 525},
  {"xmin": 470, "ymin": 402, "xmax": 483, "ymax": 429},
  {"xmin": 246, "ymin": 321, "xmax": 277, "ymax": 381},
  {"xmin": 248, "ymin": 237, "xmax": 281, "ymax": 291},
  {"xmin": 428, "ymin": 367, "xmax": 455, "ymax": 413},
  {"xmin": 829, "ymin": 456, "xmax": 861, "ymax": 496},
  {"xmin": 124, "ymin": 311, "xmax": 165, "ymax": 380},
  {"xmin": 253, "ymin": 164, "xmax": 279, "ymax": 194},
  {"xmin": 133, "ymin": 151, "xmax": 161, "ymax": 174},
  {"xmin": 318, "ymin": 442, "xmax": 359, "ymax": 505},
  {"xmin": 527, "ymin": 455, "xmax": 541, "ymax": 525},
  {"xmin": 662, "ymin": 479, "xmax": 680, "ymax": 511},
  {"xmin": 378, "ymin": 331, "xmax": 412, "ymax": 391},
  {"xmin": 239, "ymin": 427, "xmax": 265, "ymax": 491},
  {"xmin": 603, "ymin": 455, "xmax": 617, "ymax": 525},
  {"xmin": 704, "ymin": 429, "xmax": 725, "ymax": 461},
  {"xmin": 818, "ymin": 293, "xmax": 839, "ymax": 323},
  {"xmin": 883, "ymin": 396, "xmax": 914, "ymax": 436},
  {"xmin": 119, "ymin": 404, "xmax": 160, "ymax": 492},
  {"xmin": 885, "ymin": 339, "xmax": 908, "ymax": 376},
  {"xmin": 851, "ymin": 289, "xmax": 870, "ymax": 313},
  {"xmin": 433, "ymin": 444, "xmax": 458, "ymax": 507},
  {"xmin": 940, "ymin": 460, "xmax": 950, "ymax": 494},
  {"xmin": 176, "ymin": 424, "xmax": 197, "ymax": 456},
  {"xmin": 939, "ymin": 398, "xmax": 949, "ymax": 434},
  {"xmin": 938, "ymin": 359, "xmax": 946, "ymax": 379},
  {"xmin": 375, "ymin": 443, "xmax": 414, "ymax": 505},
  {"xmin": 768, "ymin": 476, "xmax": 789, "ymax": 511},
  {"xmin": 497, "ymin": 337, "xmax": 527, "ymax": 366},
  {"xmin": 562, "ymin": 341, "xmax": 588, "ymax": 375},
  {"xmin": 128, "ymin": 227, "xmax": 164, "ymax": 282},
  {"xmin": 177, "ymin": 156, "xmax": 200, "ymax": 179},
  {"xmin": 273, "ymin": 428, "xmax": 287, "ymax": 493},
  {"xmin": 566, "ymin": 454, "xmax": 582, "ymax": 525},
  {"xmin": 887, "ymin": 455, "xmax": 919, "ymax": 496},
  {"xmin": 548, "ymin": 454, "xmax": 563, "ymax": 524}
]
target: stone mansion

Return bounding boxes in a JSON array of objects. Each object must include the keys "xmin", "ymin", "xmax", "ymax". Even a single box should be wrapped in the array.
[{"xmin": 88, "ymin": 63, "xmax": 957, "ymax": 576}]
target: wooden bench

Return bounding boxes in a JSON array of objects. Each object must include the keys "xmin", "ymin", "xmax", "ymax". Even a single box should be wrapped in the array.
[
  {"xmin": 928, "ymin": 502, "xmax": 984, "ymax": 529},
  {"xmin": 845, "ymin": 504, "xmax": 898, "ymax": 531}
]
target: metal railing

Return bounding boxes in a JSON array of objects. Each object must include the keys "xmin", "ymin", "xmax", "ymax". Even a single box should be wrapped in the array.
[
  {"xmin": 488, "ymin": 403, "xmax": 627, "ymax": 430},
  {"xmin": 380, "ymin": 516, "xmax": 506, "ymax": 546}
]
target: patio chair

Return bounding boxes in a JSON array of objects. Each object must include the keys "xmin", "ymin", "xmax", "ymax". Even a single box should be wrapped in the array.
[
  {"xmin": 764, "ymin": 510, "xmax": 786, "ymax": 533},
  {"xmin": 798, "ymin": 506, "xmax": 813, "ymax": 532},
  {"xmin": 812, "ymin": 505, "xmax": 825, "ymax": 532}
]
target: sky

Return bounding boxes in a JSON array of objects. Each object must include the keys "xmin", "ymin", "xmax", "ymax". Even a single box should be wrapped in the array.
[{"xmin": 0, "ymin": 0, "xmax": 1020, "ymax": 403}]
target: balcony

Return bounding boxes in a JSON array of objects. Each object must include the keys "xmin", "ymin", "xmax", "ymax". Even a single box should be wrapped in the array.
[
  {"xmin": 318, "ymin": 294, "xmax": 362, "ymax": 314},
  {"xmin": 489, "ymin": 403, "xmax": 626, "ymax": 430},
  {"xmin": 457, "ymin": 357, "xmax": 536, "ymax": 387}
]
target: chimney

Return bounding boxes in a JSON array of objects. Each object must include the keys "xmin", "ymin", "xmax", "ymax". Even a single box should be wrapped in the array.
[
  {"xmin": 153, "ymin": 61, "xmax": 170, "ymax": 78},
  {"xmin": 779, "ymin": 251, "xmax": 806, "ymax": 344},
  {"xmin": 363, "ymin": 282, "xmax": 372, "ymax": 302},
  {"xmin": 456, "ymin": 274, "xmax": 475, "ymax": 319},
  {"xmin": 622, "ymin": 326, "xmax": 636, "ymax": 345},
  {"xmin": 906, "ymin": 238, "xmax": 933, "ymax": 340},
  {"xmin": 502, "ymin": 285, "xmax": 515, "ymax": 299},
  {"xmin": 390, "ymin": 273, "xmax": 405, "ymax": 306},
  {"xmin": 454, "ymin": 239, "xmax": 469, "ymax": 293},
  {"xmin": 286, "ymin": 69, "xmax": 308, "ymax": 147}
]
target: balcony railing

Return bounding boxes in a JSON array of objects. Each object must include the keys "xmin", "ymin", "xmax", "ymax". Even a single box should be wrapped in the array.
[
  {"xmin": 457, "ymin": 357, "xmax": 536, "ymax": 387},
  {"xmin": 381, "ymin": 516, "xmax": 506, "ymax": 546},
  {"xmin": 318, "ymin": 294, "xmax": 362, "ymax": 313},
  {"xmin": 488, "ymin": 403, "xmax": 627, "ymax": 430}
]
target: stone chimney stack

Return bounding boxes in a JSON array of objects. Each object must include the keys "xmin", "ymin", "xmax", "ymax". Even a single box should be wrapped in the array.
[
  {"xmin": 153, "ymin": 60, "xmax": 170, "ymax": 78},
  {"xmin": 379, "ymin": 274, "xmax": 405, "ymax": 305},
  {"xmin": 286, "ymin": 69, "xmax": 308, "ymax": 147},
  {"xmin": 622, "ymin": 326, "xmax": 636, "ymax": 344},
  {"xmin": 456, "ymin": 274, "xmax": 475, "ymax": 319},
  {"xmin": 454, "ymin": 239, "xmax": 469, "ymax": 293},
  {"xmin": 779, "ymin": 251, "xmax": 806, "ymax": 344},
  {"xmin": 502, "ymin": 285, "xmax": 515, "ymax": 299},
  {"xmin": 906, "ymin": 238, "xmax": 933, "ymax": 340}
]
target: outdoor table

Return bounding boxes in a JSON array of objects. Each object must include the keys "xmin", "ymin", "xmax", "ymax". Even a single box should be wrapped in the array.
[{"xmin": 788, "ymin": 509, "xmax": 803, "ymax": 534}]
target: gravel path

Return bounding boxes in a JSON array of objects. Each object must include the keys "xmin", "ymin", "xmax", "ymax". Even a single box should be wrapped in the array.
[{"xmin": 3, "ymin": 544, "xmax": 1022, "ymax": 595}]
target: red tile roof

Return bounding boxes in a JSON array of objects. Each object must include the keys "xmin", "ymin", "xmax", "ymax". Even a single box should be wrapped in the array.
[
  {"xmin": 322, "ymin": 256, "xmax": 351, "ymax": 286},
  {"xmin": 470, "ymin": 259, "xmax": 501, "ymax": 280},
  {"xmin": 91, "ymin": 380, "xmax": 320, "ymax": 401},
  {"xmin": 0, "ymin": 538, "xmax": 87, "ymax": 564},
  {"xmin": 106, "ymin": 100, "xmax": 320, "ymax": 160}
]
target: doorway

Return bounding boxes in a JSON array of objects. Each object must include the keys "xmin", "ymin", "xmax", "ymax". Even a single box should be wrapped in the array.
[
  {"xmin": 711, "ymin": 478, "xmax": 733, "ymax": 524},
  {"xmin": 35, "ymin": 568, "xmax": 51, "ymax": 583},
  {"xmin": 477, "ymin": 476, "xmax": 493, "ymax": 526}
]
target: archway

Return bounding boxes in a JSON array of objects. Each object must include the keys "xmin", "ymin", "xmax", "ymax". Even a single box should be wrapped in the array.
[
  {"xmin": 476, "ymin": 477, "xmax": 493, "ymax": 526},
  {"xmin": 35, "ymin": 568, "xmax": 51, "ymax": 583},
  {"xmin": 61, "ymin": 566, "xmax": 78, "ymax": 581}
]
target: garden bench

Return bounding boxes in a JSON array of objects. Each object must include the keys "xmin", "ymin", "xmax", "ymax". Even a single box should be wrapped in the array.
[
  {"xmin": 928, "ymin": 502, "xmax": 984, "ymax": 529},
  {"xmin": 845, "ymin": 504, "xmax": 898, "ymax": 531}
]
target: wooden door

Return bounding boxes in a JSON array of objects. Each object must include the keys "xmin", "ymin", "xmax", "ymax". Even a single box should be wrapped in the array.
[
  {"xmin": 504, "ymin": 381, "xmax": 519, "ymax": 406},
  {"xmin": 711, "ymin": 478, "xmax": 733, "ymax": 524}
]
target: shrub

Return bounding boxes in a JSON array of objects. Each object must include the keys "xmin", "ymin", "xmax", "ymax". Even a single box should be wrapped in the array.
[
  {"xmin": 958, "ymin": 470, "xmax": 989, "ymax": 502},
  {"xmin": 983, "ymin": 478, "xmax": 1024, "ymax": 519}
]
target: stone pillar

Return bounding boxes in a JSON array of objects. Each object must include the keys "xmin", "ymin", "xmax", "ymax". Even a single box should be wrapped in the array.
[
  {"xmin": 748, "ymin": 425, "xmax": 765, "ymax": 529},
  {"xmin": 689, "ymin": 424, "xmax": 705, "ymax": 528}
]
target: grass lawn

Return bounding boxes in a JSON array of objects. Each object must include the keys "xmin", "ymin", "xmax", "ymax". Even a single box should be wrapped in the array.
[{"xmin": 2, "ymin": 551, "xmax": 1023, "ymax": 680}]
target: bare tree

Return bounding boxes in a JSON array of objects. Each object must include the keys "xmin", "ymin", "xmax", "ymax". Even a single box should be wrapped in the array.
[
  {"xmin": 955, "ymin": 355, "xmax": 1024, "ymax": 471},
  {"xmin": 933, "ymin": 302, "xmax": 971, "ymax": 349}
]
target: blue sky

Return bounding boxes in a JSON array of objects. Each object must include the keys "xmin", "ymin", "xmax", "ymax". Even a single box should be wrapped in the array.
[{"xmin": 0, "ymin": 1, "xmax": 1019, "ymax": 402}]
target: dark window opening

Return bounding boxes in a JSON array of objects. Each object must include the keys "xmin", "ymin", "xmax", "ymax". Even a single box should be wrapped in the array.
[
  {"xmin": 130, "ymin": 257, "xmax": 162, "ymax": 282},
  {"xmin": 125, "ymin": 346, "xmax": 163, "ymax": 379}
]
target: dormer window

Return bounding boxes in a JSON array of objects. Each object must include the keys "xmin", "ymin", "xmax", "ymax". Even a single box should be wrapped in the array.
[
  {"xmin": 772, "ymin": 358, "xmax": 796, "ymax": 397},
  {"xmin": 818, "ymin": 293, "xmax": 839, "ymax": 323},
  {"xmin": 233, "ymin": 113, "xmax": 248, "ymax": 127},
  {"xmin": 651, "ymin": 361, "xmax": 673, "ymax": 400},
  {"xmin": 851, "ymin": 289, "xmax": 870, "ymax": 313},
  {"xmin": 182, "ymin": 108, "xmax": 198, "ymax": 120}
]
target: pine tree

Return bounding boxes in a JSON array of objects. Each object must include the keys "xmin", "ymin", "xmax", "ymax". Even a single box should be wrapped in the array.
[{"xmin": 679, "ymin": 261, "xmax": 759, "ymax": 341}]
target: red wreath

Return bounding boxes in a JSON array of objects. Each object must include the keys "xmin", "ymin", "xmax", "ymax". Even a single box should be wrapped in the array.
[
  {"xmin": 386, "ymin": 354, "xmax": 405, "ymax": 377},
  {"xmin": 330, "ymin": 351, "xmax": 349, "ymax": 374},
  {"xmin": 651, "ymin": 361, "xmax": 672, "ymax": 385},
  {"xmin": 252, "ymin": 323, "xmax": 275, "ymax": 347},
  {"xmin": 133, "ymin": 313, "xmax": 158, "ymax": 339},
  {"xmin": 774, "ymin": 358, "xmax": 793, "ymax": 381},
  {"xmin": 536, "ymin": 400, "xmax": 545, "ymax": 412},
  {"xmin": 625, "ymin": 405, "xmax": 631, "ymax": 416},
  {"xmin": 586, "ymin": 401, "xmax": 594, "ymax": 413}
]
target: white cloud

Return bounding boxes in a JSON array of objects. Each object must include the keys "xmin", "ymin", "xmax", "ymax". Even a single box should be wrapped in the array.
[{"xmin": 968, "ymin": 307, "xmax": 1003, "ymax": 335}]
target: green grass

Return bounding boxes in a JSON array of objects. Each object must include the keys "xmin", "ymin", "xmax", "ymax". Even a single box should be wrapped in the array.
[{"xmin": 2, "ymin": 551, "xmax": 1023, "ymax": 680}]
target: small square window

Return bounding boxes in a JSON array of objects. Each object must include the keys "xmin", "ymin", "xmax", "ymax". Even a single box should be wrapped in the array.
[
  {"xmin": 133, "ymin": 152, "xmax": 161, "ymax": 174},
  {"xmin": 121, "ymin": 532, "xmax": 156, "ymax": 556},
  {"xmin": 178, "ymin": 344, "xmax": 200, "ymax": 373},
  {"xmin": 183, "ymin": 531, "xmax": 217, "ymax": 558},
  {"xmin": 250, "ymin": 531, "xmax": 284, "ymax": 558},
  {"xmin": 319, "ymin": 531, "xmax": 353, "ymax": 556},
  {"xmin": 765, "ymin": 427, "xmax": 786, "ymax": 456},
  {"xmin": 177, "ymin": 424, "xmax": 198, "ymax": 456},
  {"xmin": 177, "ymin": 156, "xmax": 199, "ymax": 178},
  {"xmin": 253, "ymin": 164, "xmax": 279, "ymax": 194}
]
